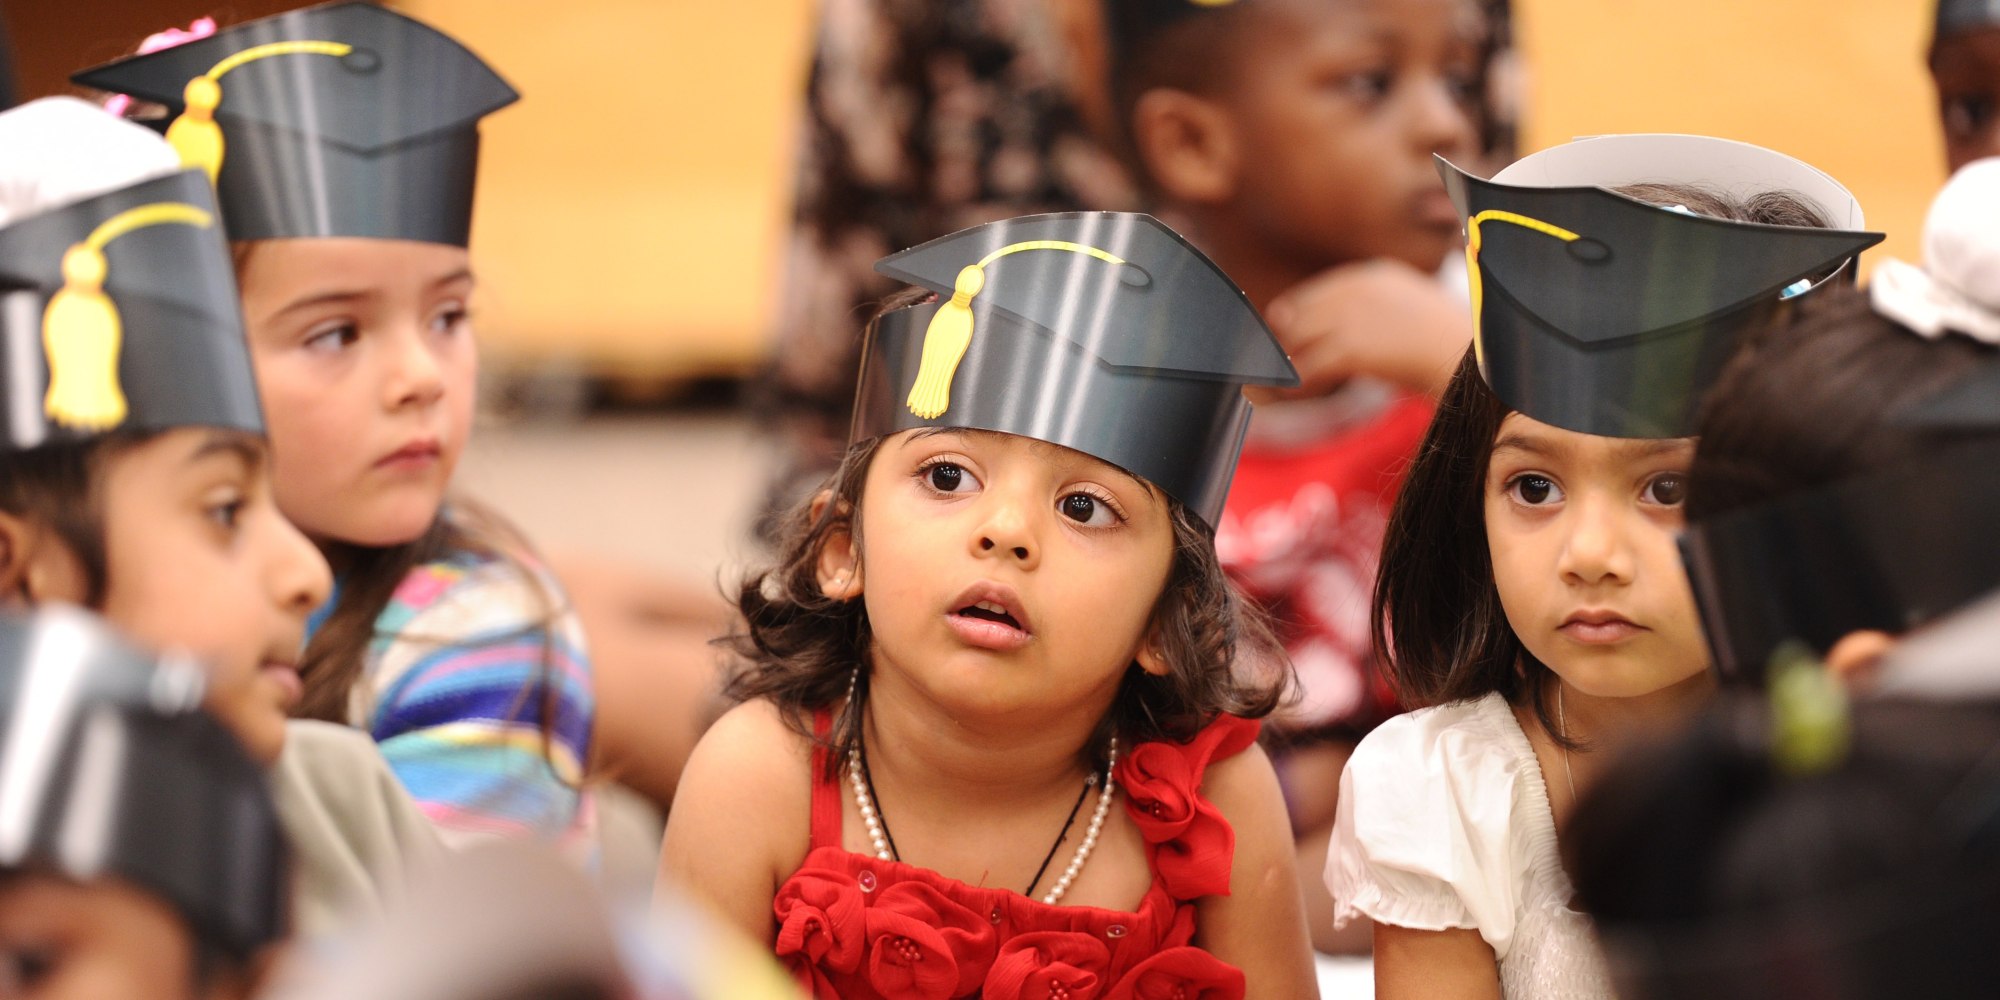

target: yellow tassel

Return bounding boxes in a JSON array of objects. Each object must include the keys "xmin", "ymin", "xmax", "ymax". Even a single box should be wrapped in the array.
[
  {"xmin": 42, "ymin": 246, "xmax": 128, "ymax": 431},
  {"xmin": 167, "ymin": 76, "xmax": 225, "ymax": 184},
  {"xmin": 906, "ymin": 264, "xmax": 985, "ymax": 419},
  {"xmin": 1463, "ymin": 210, "xmax": 1582, "ymax": 375}
]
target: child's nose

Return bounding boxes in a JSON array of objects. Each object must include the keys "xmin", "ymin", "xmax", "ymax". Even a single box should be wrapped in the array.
[
  {"xmin": 381, "ymin": 326, "xmax": 448, "ymax": 410},
  {"xmin": 1558, "ymin": 496, "xmax": 1637, "ymax": 586},
  {"xmin": 267, "ymin": 511, "xmax": 333, "ymax": 616},
  {"xmin": 972, "ymin": 498, "xmax": 1038, "ymax": 568},
  {"xmin": 1408, "ymin": 74, "xmax": 1477, "ymax": 158}
]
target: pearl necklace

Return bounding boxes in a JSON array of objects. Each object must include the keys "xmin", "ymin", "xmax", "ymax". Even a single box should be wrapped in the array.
[{"xmin": 846, "ymin": 738, "xmax": 1119, "ymax": 905}]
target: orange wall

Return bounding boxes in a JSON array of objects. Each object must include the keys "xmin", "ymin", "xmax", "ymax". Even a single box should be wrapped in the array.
[
  {"xmin": 1515, "ymin": 0, "xmax": 1944, "ymax": 273},
  {"xmin": 402, "ymin": 0, "xmax": 814, "ymax": 380}
]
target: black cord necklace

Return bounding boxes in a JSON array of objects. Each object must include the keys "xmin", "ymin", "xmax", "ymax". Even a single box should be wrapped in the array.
[{"xmin": 857, "ymin": 737, "xmax": 1094, "ymax": 897}]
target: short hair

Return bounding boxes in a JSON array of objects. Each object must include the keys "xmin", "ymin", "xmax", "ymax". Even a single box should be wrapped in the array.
[{"xmin": 1100, "ymin": 0, "xmax": 1264, "ymax": 174}]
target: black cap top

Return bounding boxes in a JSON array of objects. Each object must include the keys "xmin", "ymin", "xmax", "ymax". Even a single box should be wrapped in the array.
[
  {"xmin": 856, "ymin": 211, "xmax": 1297, "ymax": 528},
  {"xmin": 0, "ymin": 607, "xmax": 288, "ymax": 960},
  {"xmin": 1936, "ymin": 0, "xmax": 2000, "ymax": 38},
  {"xmin": 72, "ymin": 1, "xmax": 518, "ymax": 246},
  {"xmin": 1442, "ymin": 134, "xmax": 1883, "ymax": 439},
  {"xmin": 0, "ymin": 168, "xmax": 262, "ymax": 449}
]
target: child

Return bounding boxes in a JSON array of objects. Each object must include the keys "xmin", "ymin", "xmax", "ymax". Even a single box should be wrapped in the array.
[
  {"xmin": 662, "ymin": 212, "xmax": 1318, "ymax": 997},
  {"xmin": 74, "ymin": 2, "xmax": 597, "ymax": 850},
  {"xmin": 1326, "ymin": 134, "xmax": 1880, "ymax": 998},
  {"xmin": 1931, "ymin": 1, "xmax": 2000, "ymax": 171},
  {"xmin": 1569, "ymin": 684, "xmax": 2000, "ymax": 1000},
  {"xmin": 0, "ymin": 606, "xmax": 289, "ymax": 1000},
  {"xmin": 1101, "ymin": 0, "xmax": 1490, "ymax": 946},
  {"xmin": 1679, "ymin": 156, "xmax": 2000, "ymax": 685},
  {"xmin": 0, "ymin": 95, "xmax": 437, "ymax": 936}
]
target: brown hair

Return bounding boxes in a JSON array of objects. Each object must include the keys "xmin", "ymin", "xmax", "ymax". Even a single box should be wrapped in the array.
[
  {"xmin": 0, "ymin": 431, "xmax": 152, "ymax": 607},
  {"xmin": 1688, "ymin": 283, "xmax": 2000, "ymax": 521},
  {"xmin": 1374, "ymin": 183, "xmax": 1837, "ymax": 747},
  {"xmin": 726, "ymin": 311, "xmax": 1291, "ymax": 774}
]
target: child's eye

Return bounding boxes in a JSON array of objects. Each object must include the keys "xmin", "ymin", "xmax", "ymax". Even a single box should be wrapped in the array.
[
  {"xmin": 1057, "ymin": 491, "xmax": 1123, "ymax": 527},
  {"xmin": 1505, "ymin": 473, "xmax": 1563, "ymax": 506},
  {"xmin": 1642, "ymin": 473, "xmax": 1688, "ymax": 507},
  {"xmin": 917, "ymin": 460, "xmax": 980, "ymax": 495},
  {"xmin": 207, "ymin": 495, "xmax": 247, "ymax": 532},
  {"xmin": 430, "ymin": 304, "xmax": 472, "ymax": 335},
  {"xmin": 1332, "ymin": 69, "xmax": 1393, "ymax": 103},
  {"xmin": 302, "ymin": 321, "xmax": 360, "ymax": 354},
  {"xmin": 1943, "ymin": 93, "xmax": 1997, "ymax": 139}
]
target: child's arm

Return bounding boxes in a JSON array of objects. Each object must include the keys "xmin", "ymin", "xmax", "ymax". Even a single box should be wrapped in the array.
[
  {"xmin": 1260, "ymin": 258, "xmax": 1472, "ymax": 399},
  {"xmin": 1373, "ymin": 924, "xmax": 1503, "ymax": 1000},
  {"xmin": 657, "ymin": 699, "xmax": 808, "ymax": 945},
  {"xmin": 1195, "ymin": 743, "xmax": 1322, "ymax": 998}
]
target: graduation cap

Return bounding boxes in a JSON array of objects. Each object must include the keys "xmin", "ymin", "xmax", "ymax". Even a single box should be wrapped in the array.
[
  {"xmin": 1441, "ymin": 134, "xmax": 1883, "ymax": 438},
  {"xmin": 1936, "ymin": 0, "xmax": 2000, "ymax": 38},
  {"xmin": 72, "ymin": 1, "xmax": 518, "ymax": 246},
  {"xmin": 0, "ymin": 167, "xmax": 261, "ymax": 449},
  {"xmin": 0, "ymin": 606, "xmax": 288, "ymax": 960},
  {"xmin": 854, "ymin": 211, "xmax": 1298, "ymax": 528}
]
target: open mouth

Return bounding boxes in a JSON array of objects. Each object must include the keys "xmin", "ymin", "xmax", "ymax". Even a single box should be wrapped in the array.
[{"xmin": 955, "ymin": 600, "xmax": 1022, "ymax": 631}]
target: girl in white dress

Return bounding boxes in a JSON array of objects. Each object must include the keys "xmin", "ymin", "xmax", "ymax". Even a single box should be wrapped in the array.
[{"xmin": 1324, "ymin": 134, "xmax": 1882, "ymax": 1000}]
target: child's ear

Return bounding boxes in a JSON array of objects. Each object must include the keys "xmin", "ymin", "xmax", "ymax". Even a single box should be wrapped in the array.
[
  {"xmin": 1130, "ymin": 88, "xmax": 1240, "ymax": 206},
  {"xmin": 810, "ymin": 491, "xmax": 864, "ymax": 601},
  {"xmin": 1135, "ymin": 629, "xmax": 1171, "ymax": 678},
  {"xmin": 0, "ymin": 512, "xmax": 71, "ymax": 606}
]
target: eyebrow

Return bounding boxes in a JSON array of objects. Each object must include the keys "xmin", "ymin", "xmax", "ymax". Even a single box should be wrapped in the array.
[
  {"xmin": 266, "ymin": 269, "xmax": 475, "ymax": 323},
  {"xmin": 187, "ymin": 432, "xmax": 265, "ymax": 474},
  {"xmin": 906, "ymin": 428, "xmax": 1158, "ymax": 498}
]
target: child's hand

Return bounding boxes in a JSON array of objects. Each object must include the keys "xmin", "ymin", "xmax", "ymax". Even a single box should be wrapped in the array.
[{"xmin": 1260, "ymin": 258, "xmax": 1472, "ymax": 400}]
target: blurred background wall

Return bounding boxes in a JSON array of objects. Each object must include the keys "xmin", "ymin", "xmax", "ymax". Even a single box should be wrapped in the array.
[{"xmin": 4, "ymin": 0, "xmax": 1944, "ymax": 394}]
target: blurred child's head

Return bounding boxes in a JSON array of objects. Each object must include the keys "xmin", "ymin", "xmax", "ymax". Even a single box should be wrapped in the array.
[
  {"xmin": 1930, "ymin": 1, "xmax": 2000, "ymax": 171},
  {"xmin": 730, "ymin": 213, "xmax": 1296, "ymax": 756},
  {"xmin": 1107, "ymin": 0, "xmax": 1481, "ymax": 279},
  {"xmin": 1377, "ymin": 142, "xmax": 1871, "ymax": 734},
  {"xmin": 1570, "ymin": 691, "xmax": 2000, "ymax": 1000},
  {"xmin": 0, "ymin": 609, "xmax": 290, "ymax": 1000},
  {"xmin": 72, "ymin": 4, "xmax": 516, "ymax": 553},
  {"xmin": 0, "ymin": 98, "xmax": 330, "ymax": 764},
  {"xmin": 1683, "ymin": 160, "xmax": 2000, "ymax": 682}
]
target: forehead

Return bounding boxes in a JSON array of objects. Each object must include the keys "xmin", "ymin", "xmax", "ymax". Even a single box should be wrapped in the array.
[
  {"xmin": 1489, "ymin": 412, "xmax": 1695, "ymax": 467},
  {"xmin": 1933, "ymin": 26, "xmax": 2000, "ymax": 77},
  {"xmin": 240, "ymin": 238, "xmax": 471, "ymax": 290}
]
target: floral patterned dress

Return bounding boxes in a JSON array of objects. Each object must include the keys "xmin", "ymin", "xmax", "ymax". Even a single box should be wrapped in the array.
[{"xmin": 773, "ymin": 714, "xmax": 1260, "ymax": 999}]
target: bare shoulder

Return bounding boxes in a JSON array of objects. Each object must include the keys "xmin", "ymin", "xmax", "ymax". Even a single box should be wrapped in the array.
[
  {"xmin": 659, "ymin": 698, "xmax": 818, "ymax": 943},
  {"xmin": 1200, "ymin": 738, "xmax": 1287, "ymax": 829},
  {"xmin": 1193, "ymin": 738, "xmax": 1320, "ymax": 997}
]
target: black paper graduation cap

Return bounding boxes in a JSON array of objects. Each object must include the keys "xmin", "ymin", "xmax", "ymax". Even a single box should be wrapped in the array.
[
  {"xmin": 1442, "ymin": 134, "xmax": 1883, "ymax": 438},
  {"xmin": 1936, "ymin": 0, "xmax": 2000, "ymax": 38},
  {"xmin": 0, "ymin": 168, "xmax": 262, "ymax": 449},
  {"xmin": 855, "ymin": 211, "xmax": 1298, "ymax": 528},
  {"xmin": 72, "ymin": 1, "xmax": 518, "ymax": 246},
  {"xmin": 1681, "ymin": 362, "xmax": 2000, "ymax": 682},
  {"xmin": 0, "ymin": 607, "xmax": 288, "ymax": 960}
]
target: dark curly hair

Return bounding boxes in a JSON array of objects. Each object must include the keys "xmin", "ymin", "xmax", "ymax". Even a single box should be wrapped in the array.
[{"xmin": 725, "ymin": 327, "xmax": 1291, "ymax": 776}]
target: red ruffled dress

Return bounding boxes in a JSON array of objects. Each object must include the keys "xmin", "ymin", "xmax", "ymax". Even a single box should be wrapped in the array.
[{"xmin": 772, "ymin": 713, "xmax": 1261, "ymax": 1000}]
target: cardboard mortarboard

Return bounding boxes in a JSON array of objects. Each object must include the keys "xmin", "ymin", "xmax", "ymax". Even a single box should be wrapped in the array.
[
  {"xmin": 1441, "ymin": 134, "xmax": 1883, "ymax": 439},
  {"xmin": 72, "ymin": 1, "xmax": 518, "ymax": 246},
  {"xmin": 1937, "ymin": 0, "xmax": 2000, "ymax": 38},
  {"xmin": 855, "ymin": 211, "xmax": 1297, "ymax": 528},
  {"xmin": 0, "ymin": 167, "xmax": 261, "ymax": 449},
  {"xmin": 0, "ymin": 607, "xmax": 288, "ymax": 960}
]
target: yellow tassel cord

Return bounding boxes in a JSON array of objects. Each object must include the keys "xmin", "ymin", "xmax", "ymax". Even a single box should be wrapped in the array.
[
  {"xmin": 42, "ymin": 203, "xmax": 215, "ymax": 430},
  {"xmin": 904, "ymin": 240, "xmax": 1126, "ymax": 419},
  {"xmin": 167, "ymin": 40, "xmax": 354, "ymax": 182},
  {"xmin": 1464, "ymin": 210, "xmax": 1580, "ymax": 371}
]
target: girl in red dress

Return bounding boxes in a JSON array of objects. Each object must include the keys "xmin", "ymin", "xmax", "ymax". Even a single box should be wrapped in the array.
[{"xmin": 661, "ymin": 211, "xmax": 1320, "ymax": 999}]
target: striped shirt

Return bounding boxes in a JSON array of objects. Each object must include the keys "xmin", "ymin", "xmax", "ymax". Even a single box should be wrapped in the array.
[{"xmin": 321, "ymin": 548, "xmax": 597, "ymax": 855}]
